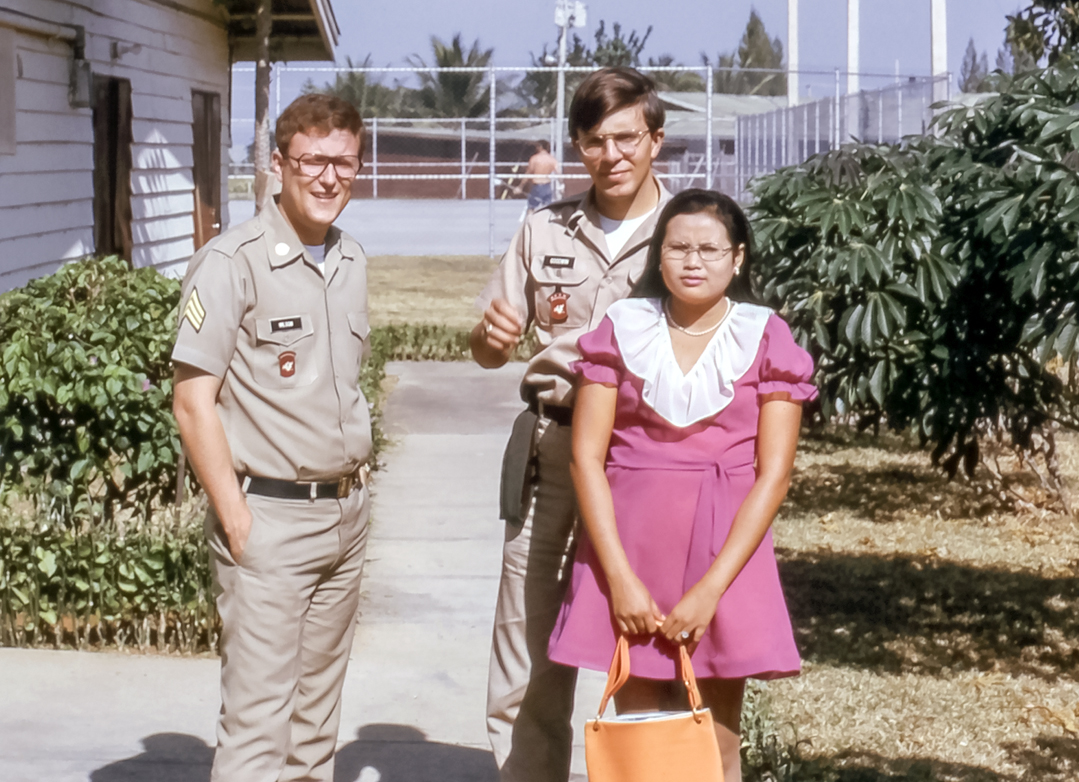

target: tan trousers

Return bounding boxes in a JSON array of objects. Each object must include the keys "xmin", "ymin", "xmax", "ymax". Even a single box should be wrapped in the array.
[
  {"xmin": 487, "ymin": 417, "xmax": 579, "ymax": 782},
  {"xmin": 206, "ymin": 488, "xmax": 369, "ymax": 782}
]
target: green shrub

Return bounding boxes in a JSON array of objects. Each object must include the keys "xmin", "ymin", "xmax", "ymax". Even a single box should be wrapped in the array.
[
  {"xmin": 751, "ymin": 65, "xmax": 1079, "ymax": 509},
  {"xmin": 0, "ymin": 257, "xmax": 183, "ymax": 522},
  {"xmin": 0, "ymin": 512, "xmax": 216, "ymax": 652}
]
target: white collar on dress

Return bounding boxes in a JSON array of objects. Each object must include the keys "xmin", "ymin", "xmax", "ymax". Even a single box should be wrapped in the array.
[{"xmin": 607, "ymin": 297, "xmax": 773, "ymax": 427}]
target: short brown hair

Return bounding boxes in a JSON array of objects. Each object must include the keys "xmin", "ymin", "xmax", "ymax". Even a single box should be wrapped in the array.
[
  {"xmin": 275, "ymin": 93, "xmax": 364, "ymax": 157},
  {"xmin": 535, "ymin": 139, "xmax": 550, "ymax": 152},
  {"xmin": 568, "ymin": 67, "xmax": 664, "ymax": 140}
]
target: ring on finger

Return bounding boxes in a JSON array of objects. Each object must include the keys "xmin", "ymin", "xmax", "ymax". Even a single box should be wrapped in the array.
[
  {"xmin": 485, "ymin": 321, "xmax": 494, "ymax": 334},
  {"xmin": 679, "ymin": 630, "xmax": 690, "ymax": 641}
]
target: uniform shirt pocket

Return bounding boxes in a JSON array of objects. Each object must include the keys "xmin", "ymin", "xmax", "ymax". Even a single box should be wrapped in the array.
[
  {"xmin": 253, "ymin": 314, "xmax": 318, "ymax": 388},
  {"xmin": 529, "ymin": 255, "xmax": 591, "ymax": 329},
  {"xmin": 347, "ymin": 310, "xmax": 371, "ymax": 375}
]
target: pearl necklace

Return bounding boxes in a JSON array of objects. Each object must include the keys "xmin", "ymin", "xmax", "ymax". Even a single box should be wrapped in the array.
[{"xmin": 663, "ymin": 298, "xmax": 731, "ymax": 337}]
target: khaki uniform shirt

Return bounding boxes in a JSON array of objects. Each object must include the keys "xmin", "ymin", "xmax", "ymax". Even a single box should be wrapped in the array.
[
  {"xmin": 478, "ymin": 179, "xmax": 671, "ymax": 407},
  {"xmin": 172, "ymin": 198, "xmax": 372, "ymax": 482}
]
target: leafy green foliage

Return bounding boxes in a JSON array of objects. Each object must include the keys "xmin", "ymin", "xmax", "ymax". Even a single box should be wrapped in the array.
[
  {"xmin": 0, "ymin": 257, "xmax": 183, "ymax": 521},
  {"xmin": 0, "ymin": 515, "xmax": 216, "ymax": 652},
  {"xmin": 1008, "ymin": 0, "xmax": 1079, "ymax": 66},
  {"xmin": 752, "ymin": 66, "xmax": 1079, "ymax": 504}
]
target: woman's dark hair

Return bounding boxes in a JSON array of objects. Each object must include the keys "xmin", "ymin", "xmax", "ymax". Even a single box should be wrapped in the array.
[{"xmin": 631, "ymin": 189, "xmax": 757, "ymax": 303}]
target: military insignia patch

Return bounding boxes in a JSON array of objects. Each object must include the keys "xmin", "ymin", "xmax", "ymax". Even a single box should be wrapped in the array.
[{"xmin": 182, "ymin": 289, "xmax": 206, "ymax": 332}]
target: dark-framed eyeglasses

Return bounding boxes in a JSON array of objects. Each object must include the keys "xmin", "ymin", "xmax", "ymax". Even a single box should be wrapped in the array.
[
  {"xmin": 661, "ymin": 243, "xmax": 735, "ymax": 263},
  {"xmin": 288, "ymin": 154, "xmax": 362, "ymax": 180},
  {"xmin": 574, "ymin": 128, "xmax": 651, "ymax": 158}
]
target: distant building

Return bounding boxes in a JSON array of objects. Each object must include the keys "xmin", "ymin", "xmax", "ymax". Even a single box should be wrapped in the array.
[{"xmin": 0, "ymin": 0, "xmax": 339, "ymax": 292}]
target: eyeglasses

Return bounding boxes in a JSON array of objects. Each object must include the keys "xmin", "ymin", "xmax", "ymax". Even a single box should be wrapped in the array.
[
  {"xmin": 661, "ymin": 243, "xmax": 735, "ymax": 262},
  {"xmin": 574, "ymin": 128, "xmax": 651, "ymax": 158},
  {"xmin": 288, "ymin": 154, "xmax": 362, "ymax": 180}
]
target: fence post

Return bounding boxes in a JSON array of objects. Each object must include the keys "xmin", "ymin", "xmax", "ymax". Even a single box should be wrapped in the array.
[
  {"xmin": 815, "ymin": 99, "xmax": 820, "ymax": 154},
  {"xmin": 460, "ymin": 118, "xmax": 467, "ymax": 200},
  {"xmin": 705, "ymin": 66, "xmax": 713, "ymax": 189},
  {"xmin": 275, "ymin": 63, "xmax": 282, "ymax": 121},
  {"xmin": 734, "ymin": 116, "xmax": 740, "ymax": 201},
  {"xmin": 833, "ymin": 68, "xmax": 840, "ymax": 149},
  {"xmin": 371, "ymin": 116, "xmax": 378, "ymax": 199},
  {"xmin": 488, "ymin": 64, "xmax": 496, "ymax": 258},
  {"xmin": 878, "ymin": 90, "xmax": 883, "ymax": 144}
]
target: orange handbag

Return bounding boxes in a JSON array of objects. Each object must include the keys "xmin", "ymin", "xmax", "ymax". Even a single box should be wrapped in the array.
[{"xmin": 584, "ymin": 635, "xmax": 725, "ymax": 782}]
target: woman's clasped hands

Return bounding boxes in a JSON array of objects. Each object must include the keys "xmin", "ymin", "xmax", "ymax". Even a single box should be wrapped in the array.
[{"xmin": 609, "ymin": 569, "xmax": 722, "ymax": 650}]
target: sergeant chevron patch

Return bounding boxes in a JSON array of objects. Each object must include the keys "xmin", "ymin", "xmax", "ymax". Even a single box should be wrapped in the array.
[{"xmin": 182, "ymin": 288, "xmax": 206, "ymax": 332}]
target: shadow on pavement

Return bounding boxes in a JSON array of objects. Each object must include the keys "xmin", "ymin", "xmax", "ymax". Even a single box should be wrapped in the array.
[
  {"xmin": 335, "ymin": 724, "xmax": 498, "ymax": 782},
  {"xmin": 89, "ymin": 725, "xmax": 497, "ymax": 782},
  {"xmin": 90, "ymin": 733, "xmax": 212, "ymax": 782}
]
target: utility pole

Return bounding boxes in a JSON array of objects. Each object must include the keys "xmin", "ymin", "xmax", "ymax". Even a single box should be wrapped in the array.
[
  {"xmin": 553, "ymin": 0, "xmax": 586, "ymax": 188},
  {"xmin": 787, "ymin": 0, "xmax": 799, "ymax": 106},
  {"xmin": 847, "ymin": 0, "xmax": 860, "ymax": 96},
  {"xmin": 930, "ymin": 0, "xmax": 949, "ymax": 104}
]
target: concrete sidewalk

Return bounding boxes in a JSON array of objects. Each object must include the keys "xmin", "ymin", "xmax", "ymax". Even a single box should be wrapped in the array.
[{"xmin": 0, "ymin": 361, "xmax": 602, "ymax": 781}]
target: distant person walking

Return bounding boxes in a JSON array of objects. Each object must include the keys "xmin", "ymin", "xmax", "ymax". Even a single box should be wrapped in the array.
[
  {"xmin": 523, "ymin": 139, "xmax": 560, "ymax": 212},
  {"xmin": 471, "ymin": 67, "xmax": 670, "ymax": 782},
  {"xmin": 172, "ymin": 94, "xmax": 372, "ymax": 782},
  {"xmin": 547, "ymin": 189, "xmax": 816, "ymax": 781}
]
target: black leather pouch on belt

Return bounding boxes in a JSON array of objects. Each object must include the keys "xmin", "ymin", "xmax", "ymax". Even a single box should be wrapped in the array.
[{"xmin": 500, "ymin": 409, "xmax": 539, "ymax": 526}]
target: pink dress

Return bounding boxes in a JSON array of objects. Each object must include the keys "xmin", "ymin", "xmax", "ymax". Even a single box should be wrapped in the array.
[{"xmin": 547, "ymin": 297, "xmax": 816, "ymax": 680}]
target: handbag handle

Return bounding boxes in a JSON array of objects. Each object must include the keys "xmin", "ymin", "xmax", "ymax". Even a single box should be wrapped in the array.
[{"xmin": 594, "ymin": 635, "xmax": 706, "ymax": 725}]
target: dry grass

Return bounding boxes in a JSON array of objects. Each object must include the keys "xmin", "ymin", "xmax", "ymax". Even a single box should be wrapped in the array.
[
  {"xmin": 763, "ymin": 430, "xmax": 1079, "ymax": 781},
  {"xmin": 366, "ymin": 255, "xmax": 496, "ymax": 329}
]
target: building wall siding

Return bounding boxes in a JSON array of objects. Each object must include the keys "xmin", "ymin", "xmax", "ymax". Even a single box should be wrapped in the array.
[{"xmin": 0, "ymin": 0, "xmax": 231, "ymax": 291}]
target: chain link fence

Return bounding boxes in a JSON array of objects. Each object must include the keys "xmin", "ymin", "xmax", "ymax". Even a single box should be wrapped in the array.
[{"xmin": 230, "ymin": 64, "xmax": 951, "ymax": 253}]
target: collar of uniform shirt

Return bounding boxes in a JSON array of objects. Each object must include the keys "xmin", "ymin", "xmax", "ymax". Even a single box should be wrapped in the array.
[{"xmin": 260, "ymin": 199, "xmax": 354, "ymax": 270}]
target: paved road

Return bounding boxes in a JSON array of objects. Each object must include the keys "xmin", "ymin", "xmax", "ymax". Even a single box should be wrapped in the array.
[
  {"xmin": 227, "ymin": 199, "xmax": 527, "ymax": 257},
  {"xmin": 0, "ymin": 361, "xmax": 602, "ymax": 781}
]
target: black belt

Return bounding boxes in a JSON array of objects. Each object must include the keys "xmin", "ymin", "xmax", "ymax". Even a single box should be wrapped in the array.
[
  {"xmin": 240, "ymin": 468, "xmax": 366, "ymax": 501},
  {"xmin": 526, "ymin": 397, "xmax": 574, "ymax": 427}
]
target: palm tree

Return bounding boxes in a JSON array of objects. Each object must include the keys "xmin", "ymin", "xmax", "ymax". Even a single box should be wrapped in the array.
[
  {"xmin": 408, "ymin": 34, "xmax": 494, "ymax": 118},
  {"xmin": 303, "ymin": 55, "xmax": 419, "ymax": 118}
]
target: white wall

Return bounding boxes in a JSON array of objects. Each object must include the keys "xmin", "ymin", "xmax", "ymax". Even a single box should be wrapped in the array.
[{"xmin": 0, "ymin": 0, "xmax": 231, "ymax": 291}]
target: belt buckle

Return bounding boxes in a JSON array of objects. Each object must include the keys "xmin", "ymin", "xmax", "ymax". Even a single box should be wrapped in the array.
[{"xmin": 337, "ymin": 473, "xmax": 354, "ymax": 498}]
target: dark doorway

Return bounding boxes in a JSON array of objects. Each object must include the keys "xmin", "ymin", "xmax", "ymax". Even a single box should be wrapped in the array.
[
  {"xmin": 191, "ymin": 90, "xmax": 221, "ymax": 250},
  {"xmin": 92, "ymin": 76, "xmax": 134, "ymax": 261}
]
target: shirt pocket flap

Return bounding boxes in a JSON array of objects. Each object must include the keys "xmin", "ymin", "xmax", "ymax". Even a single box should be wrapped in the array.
[
  {"xmin": 530, "ymin": 254, "xmax": 590, "ymax": 288},
  {"xmin": 347, "ymin": 310, "xmax": 371, "ymax": 340},
  {"xmin": 255, "ymin": 314, "xmax": 314, "ymax": 347}
]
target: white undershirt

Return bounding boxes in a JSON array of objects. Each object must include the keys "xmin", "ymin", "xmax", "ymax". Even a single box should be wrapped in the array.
[
  {"xmin": 597, "ymin": 207, "xmax": 656, "ymax": 259},
  {"xmin": 305, "ymin": 242, "xmax": 327, "ymax": 275}
]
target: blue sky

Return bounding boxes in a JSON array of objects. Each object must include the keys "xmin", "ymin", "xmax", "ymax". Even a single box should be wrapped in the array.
[{"xmin": 232, "ymin": 0, "xmax": 1023, "ymax": 144}]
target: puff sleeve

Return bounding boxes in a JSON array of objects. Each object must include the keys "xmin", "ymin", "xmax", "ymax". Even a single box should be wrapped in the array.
[
  {"xmin": 757, "ymin": 315, "xmax": 818, "ymax": 402},
  {"xmin": 571, "ymin": 316, "xmax": 622, "ymax": 387}
]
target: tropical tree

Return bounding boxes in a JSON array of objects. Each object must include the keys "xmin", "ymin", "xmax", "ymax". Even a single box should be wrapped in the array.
[
  {"xmin": 408, "ymin": 34, "xmax": 494, "ymax": 118},
  {"xmin": 646, "ymin": 55, "xmax": 706, "ymax": 92},
  {"xmin": 959, "ymin": 38, "xmax": 990, "ymax": 92},
  {"xmin": 302, "ymin": 55, "xmax": 421, "ymax": 118},
  {"xmin": 514, "ymin": 21, "xmax": 653, "ymax": 116},
  {"xmin": 709, "ymin": 10, "xmax": 786, "ymax": 96}
]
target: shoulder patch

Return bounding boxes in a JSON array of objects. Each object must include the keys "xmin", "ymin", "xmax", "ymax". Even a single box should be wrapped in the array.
[{"xmin": 181, "ymin": 288, "xmax": 207, "ymax": 332}]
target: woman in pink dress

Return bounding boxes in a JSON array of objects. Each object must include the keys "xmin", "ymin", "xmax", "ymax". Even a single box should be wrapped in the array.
[{"xmin": 547, "ymin": 189, "xmax": 815, "ymax": 780}]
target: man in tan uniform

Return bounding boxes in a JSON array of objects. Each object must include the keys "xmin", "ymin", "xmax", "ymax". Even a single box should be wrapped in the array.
[
  {"xmin": 172, "ymin": 94, "xmax": 371, "ymax": 782},
  {"xmin": 472, "ymin": 67, "xmax": 671, "ymax": 782}
]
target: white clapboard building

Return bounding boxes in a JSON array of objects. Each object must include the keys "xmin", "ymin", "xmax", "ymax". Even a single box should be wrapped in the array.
[{"xmin": 0, "ymin": 0, "xmax": 339, "ymax": 292}]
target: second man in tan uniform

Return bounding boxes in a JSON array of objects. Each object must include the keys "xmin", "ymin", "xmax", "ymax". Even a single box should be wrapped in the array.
[{"xmin": 472, "ymin": 67, "xmax": 672, "ymax": 782}]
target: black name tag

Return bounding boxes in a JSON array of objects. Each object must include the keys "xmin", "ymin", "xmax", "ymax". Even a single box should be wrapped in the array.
[
  {"xmin": 543, "ymin": 255, "xmax": 575, "ymax": 269},
  {"xmin": 270, "ymin": 316, "xmax": 303, "ymax": 333}
]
